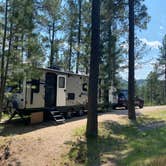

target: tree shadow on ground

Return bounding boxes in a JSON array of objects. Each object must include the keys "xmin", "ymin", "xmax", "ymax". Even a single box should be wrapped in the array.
[
  {"xmin": 0, "ymin": 110, "xmax": 119, "ymax": 137},
  {"xmin": 65, "ymin": 132, "xmax": 123, "ymax": 166},
  {"xmin": 0, "ymin": 109, "xmax": 164, "ymax": 138},
  {"xmin": 0, "ymin": 117, "xmax": 58, "ymax": 137},
  {"xmin": 65, "ymin": 117, "xmax": 166, "ymax": 166},
  {"xmin": 111, "ymin": 107, "xmax": 143, "ymax": 116}
]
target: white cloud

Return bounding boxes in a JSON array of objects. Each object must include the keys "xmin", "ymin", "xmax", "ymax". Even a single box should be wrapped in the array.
[
  {"xmin": 120, "ymin": 42, "xmax": 128, "ymax": 50},
  {"xmin": 140, "ymin": 38, "xmax": 162, "ymax": 49},
  {"xmin": 160, "ymin": 26, "xmax": 164, "ymax": 30}
]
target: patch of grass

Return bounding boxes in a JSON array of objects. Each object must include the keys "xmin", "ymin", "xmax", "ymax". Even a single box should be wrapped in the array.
[
  {"xmin": 144, "ymin": 110, "xmax": 166, "ymax": 120},
  {"xmin": 0, "ymin": 113, "xmax": 9, "ymax": 122},
  {"xmin": 146, "ymin": 156, "xmax": 166, "ymax": 166},
  {"xmin": 64, "ymin": 110, "xmax": 166, "ymax": 166},
  {"xmin": 0, "ymin": 138, "xmax": 6, "ymax": 147}
]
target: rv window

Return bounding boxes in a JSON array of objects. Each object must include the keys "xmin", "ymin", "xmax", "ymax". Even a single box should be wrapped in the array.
[
  {"xmin": 6, "ymin": 80, "xmax": 23, "ymax": 93},
  {"xmin": 68, "ymin": 93, "xmax": 75, "ymax": 100},
  {"xmin": 82, "ymin": 83, "xmax": 88, "ymax": 91},
  {"xmin": 31, "ymin": 79, "xmax": 40, "ymax": 93},
  {"xmin": 59, "ymin": 77, "xmax": 65, "ymax": 88}
]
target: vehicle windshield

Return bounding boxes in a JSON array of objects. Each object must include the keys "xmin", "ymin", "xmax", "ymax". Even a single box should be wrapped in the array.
[{"xmin": 119, "ymin": 90, "xmax": 128, "ymax": 99}]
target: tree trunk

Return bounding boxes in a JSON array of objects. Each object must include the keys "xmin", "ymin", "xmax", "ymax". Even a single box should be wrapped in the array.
[
  {"xmin": 86, "ymin": 0, "xmax": 100, "ymax": 138},
  {"xmin": 4, "ymin": 22, "xmax": 13, "ymax": 94},
  {"xmin": 21, "ymin": 33, "xmax": 24, "ymax": 62},
  {"xmin": 0, "ymin": 0, "xmax": 8, "ymax": 119},
  {"xmin": 164, "ymin": 37, "xmax": 166, "ymax": 104},
  {"xmin": 76, "ymin": 0, "xmax": 82, "ymax": 73},
  {"xmin": 68, "ymin": 25, "xmax": 73, "ymax": 71},
  {"xmin": 164, "ymin": 62, "xmax": 166, "ymax": 104},
  {"xmin": 128, "ymin": 0, "xmax": 136, "ymax": 120},
  {"xmin": 107, "ymin": 23, "xmax": 112, "ymax": 105},
  {"xmin": 50, "ymin": 21, "xmax": 55, "ymax": 68}
]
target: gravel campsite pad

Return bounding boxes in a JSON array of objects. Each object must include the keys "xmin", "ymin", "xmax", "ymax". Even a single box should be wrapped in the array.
[{"xmin": 0, "ymin": 106, "xmax": 166, "ymax": 166}]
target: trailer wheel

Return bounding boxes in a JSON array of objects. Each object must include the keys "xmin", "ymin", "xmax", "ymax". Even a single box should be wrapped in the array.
[
  {"xmin": 77, "ymin": 109, "xmax": 84, "ymax": 116},
  {"xmin": 66, "ymin": 111, "xmax": 72, "ymax": 119},
  {"xmin": 139, "ymin": 104, "xmax": 143, "ymax": 109},
  {"xmin": 5, "ymin": 101, "xmax": 15, "ymax": 115},
  {"xmin": 112, "ymin": 104, "xmax": 117, "ymax": 110}
]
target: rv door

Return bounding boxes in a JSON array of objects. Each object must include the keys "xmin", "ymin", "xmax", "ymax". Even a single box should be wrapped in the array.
[{"xmin": 57, "ymin": 75, "xmax": 66, "ymax": 106}]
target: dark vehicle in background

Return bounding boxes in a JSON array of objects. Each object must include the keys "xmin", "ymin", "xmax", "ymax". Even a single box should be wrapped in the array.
[{"xmin": 112, "ymin": 90, "xmax": 144, "ymax": 109}]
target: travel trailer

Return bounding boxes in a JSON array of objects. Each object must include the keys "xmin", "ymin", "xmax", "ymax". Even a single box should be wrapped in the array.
[
  {"xmin": 6, "ymin": 67, "xmax": 89, "ymax": 123},
  {"xmin": 5, "ymin": 67, "xmax": 117, "ymax": 123}
]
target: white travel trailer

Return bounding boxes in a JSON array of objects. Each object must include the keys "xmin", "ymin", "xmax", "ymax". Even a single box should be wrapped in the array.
[
  {"xmin": 7, "ymin": 67, "xmax": 88, "ymax": 123},
  {"xmin": 6, "ymin": 67, "xmax": 117, "ymax": 123}
]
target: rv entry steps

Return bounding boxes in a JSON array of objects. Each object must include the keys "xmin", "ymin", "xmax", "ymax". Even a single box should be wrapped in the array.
[{"xmin": 50, "ymin": 111, "xmax": 65, "ymax": 124}]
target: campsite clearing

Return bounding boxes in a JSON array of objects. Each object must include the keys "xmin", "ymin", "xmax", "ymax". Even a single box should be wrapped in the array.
[{"xmin": 0, "ymin": 106, "xmax": 166, "ymax": 166}]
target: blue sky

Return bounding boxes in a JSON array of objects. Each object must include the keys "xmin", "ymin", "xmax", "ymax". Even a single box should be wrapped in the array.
[{"xmin": 135, "ymin": 0, "xmax": 166, "ymax": 80}]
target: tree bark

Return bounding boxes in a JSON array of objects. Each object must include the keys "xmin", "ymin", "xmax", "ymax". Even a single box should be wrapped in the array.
[
  {"xmin": 0, "ymin": 0, "xmax": 8, "ymax": 119},
  {"xmin": 50, "ymin": 21, "xmax": 55, "ymax": 68},
  {"xmin": 4, "ymin": 22, "xmax": 13, "ymax": 94},
  {"xmin": 86, "ymin": 0, "xmax": 100, "ymax": 138},
  {"xmin": 68, "ymin": 24, "xmax": 73, "ymax": 71},
  {"xmin": 76, "ymin": 0, "xmax": 82, "ymax": 73},
  {"xmin": 128, "ymin": 0, "xmax": 136, "ymax": 120},
  {"xmin": 164, "ymin": 58, "xmax": 166, "ymax": 104}
]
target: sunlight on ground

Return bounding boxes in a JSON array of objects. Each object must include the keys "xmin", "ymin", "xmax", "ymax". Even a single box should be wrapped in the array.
[{"xmin": 64, "ymin": 110, "xmax": 166, "ymax": 166}]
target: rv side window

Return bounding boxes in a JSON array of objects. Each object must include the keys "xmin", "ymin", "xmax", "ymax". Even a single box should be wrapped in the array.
[
  {"xmin": 6, "ymin": 80, "xmax": 23, "ymax": 93},
  {"xmin": 59, "ymin": 77, "xmax": 65, "ymax": 88},
  {"xmin": 31, "ymin": 79, "xmax": 40, "ymax": 93},
  {"xmin": 68, "ymin": 93, "xmax": 75, "ymax": 100},
  {"xmin": 82, "ymin": 83, "xmax": 88, "ymax": 91}
]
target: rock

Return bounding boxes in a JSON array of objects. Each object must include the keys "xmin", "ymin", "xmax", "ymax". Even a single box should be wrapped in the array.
[{"xmin": 4, "ymin": 146, "xmax": 10, "ymax": 160}]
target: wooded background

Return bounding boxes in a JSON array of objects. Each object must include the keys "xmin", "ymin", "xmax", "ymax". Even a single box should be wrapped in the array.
[{"xmin": 0, "ymin": 0, "xmax": 165, "ymax": 112}]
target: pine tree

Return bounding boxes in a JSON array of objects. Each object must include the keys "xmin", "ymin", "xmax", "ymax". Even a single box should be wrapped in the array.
[
  {"xmin": 86, "ymin": 0, "xmax": 100, "ymax": 138},
  {"xmin": 37, "ymin": 0, "xmax": 62, "ymax": 68},
  {"xmin": 128, "ymin": 0, "xmax": 136, "ymax": 120},
  {"xmin": 0, "ymin": 0, "xmax": 8, "ymax": 119},
  {"xmin": 76, "ymin": 0, "xmax": 82, "ymax": 73},
  {"xmin": 0, "ymin": 0, "xmax": 45, "ymax": 120},
  {"xmin": 62, "ymin": 0, "xmax": 78, "ymax": 71},
  {"xmin": 158, "ymin": 34, "xmax": 166, "ymax": 103}
]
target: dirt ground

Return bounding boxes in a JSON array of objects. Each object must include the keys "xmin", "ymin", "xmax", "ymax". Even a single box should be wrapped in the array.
[{"xmin": 0, "ymin": 105, "xmax": 166, "ymax": 166}]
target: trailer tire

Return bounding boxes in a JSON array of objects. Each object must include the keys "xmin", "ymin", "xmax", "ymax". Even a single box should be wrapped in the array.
[
  {"xmin": 112, "ymin": 104, "xmax": 117, "ymax": 110},
  {"xmin": 139, "ymin": 104, "xmax": 143, "ymax": 109},
  {"xmin": 5, "ymin": 101, "xmax": 15, "ymax": 115},
  {"xmin": 77, "ymin": 109, "xmax": 84, "ymax": 116},
  {"xmin": 66, "ymin": 111, "xmax": 72, "ymax": 119}
]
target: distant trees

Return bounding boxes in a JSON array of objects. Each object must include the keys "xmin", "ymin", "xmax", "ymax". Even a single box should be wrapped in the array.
[
  {"xmin": 0, "ymin": 0, "xmax": 150, "ymax": 120},
  {"xmin": 99, "ymin": 0, "xmax": 149, "ymax": 107},
  {"xmin": 37, "ymin": 0, "xmax": 62, "ymax": 68},
  {"xmin": 99, "ymin": 0, "xmax": 124, "ymax": 106},
  {"xmin": 62, "ymin": 0, "xmax": 78, "ymax": 71},
  {"xmin": 137, "ymin": 35, "xmax": 166, "ymax": 106},
  {"xmin": 76, "ymin": 0, "xmax": 82, "ymax": 73},
  {"xmin": 146, "ymin": 69, "xmax": 161, "ymax": 105},
  {"xmin": 158, "ymin": 35, "xmax": 166, "ymax": 103},
  {"xmin": 137, "ymin": 66, "xmax": 165, "ymax": 106},
  {"xmin": 62, "ymin": 0, "xmax": 91, "ymax": 72},
  {"xmin": 0, "ymin": 0, "xmax": 45, "ymax": 119}
]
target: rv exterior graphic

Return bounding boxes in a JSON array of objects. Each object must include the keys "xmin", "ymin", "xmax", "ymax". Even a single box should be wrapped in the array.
[{"xmin": 7, "ymin": 68, "xmax": 89, "ymax": 123}]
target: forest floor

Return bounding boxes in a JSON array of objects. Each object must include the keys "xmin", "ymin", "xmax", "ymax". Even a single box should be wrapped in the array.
[{"xmin": 0, "ymin": 105, "xmax": 166, "ymax": 166}]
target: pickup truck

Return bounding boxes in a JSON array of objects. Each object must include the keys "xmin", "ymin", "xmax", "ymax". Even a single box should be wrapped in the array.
[{"xmin": 112, "ymin": 90, "xmax": 144, "ymax": 109}]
